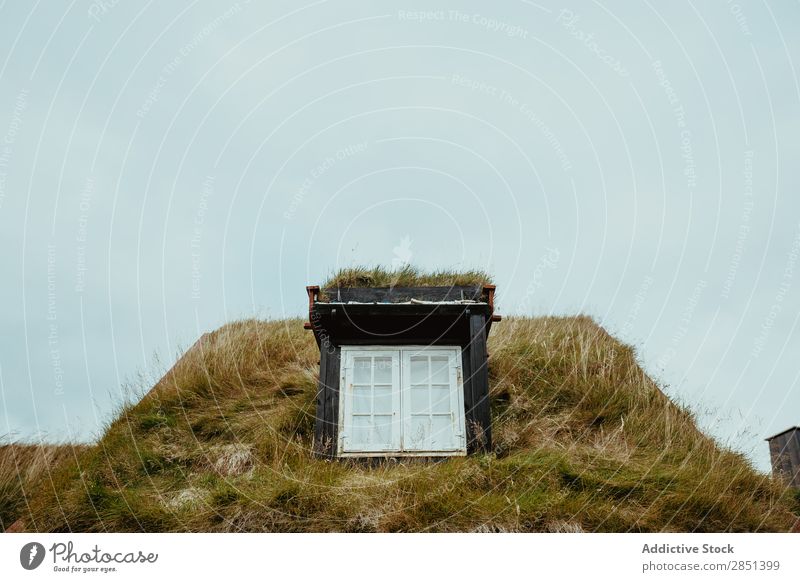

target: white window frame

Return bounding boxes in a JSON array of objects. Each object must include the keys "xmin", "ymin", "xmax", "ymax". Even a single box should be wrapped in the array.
[{"xmin": 338, "ymin": 345, "xmax": 467, "ymax": 457}]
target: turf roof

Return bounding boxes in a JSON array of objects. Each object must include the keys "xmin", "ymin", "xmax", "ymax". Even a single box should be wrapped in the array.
[{"xmin": 321, "ymin": 266, "xmax": 493, "ymax": 289}]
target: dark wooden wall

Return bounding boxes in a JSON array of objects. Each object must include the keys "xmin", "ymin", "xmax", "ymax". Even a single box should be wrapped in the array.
[
  {"xmin": 323, "ymin": 285, "xmax": 484, "ymax": 304},
  {"xmin": 463, "ymin": 313, "xmax": 492, "ymax": 454},
  {"xmin": 768, "ymin": 428, "xmax": 800, "ymax": 488},
  {"xmin": 313, "ymin": 347, "xmax": 340, "ymax": 459}
]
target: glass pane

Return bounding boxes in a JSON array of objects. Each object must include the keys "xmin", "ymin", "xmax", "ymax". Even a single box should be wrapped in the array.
[
  {"xmin": 353, "ymin": 357, "xmax": 372, "ymax": 384},
  {"xmin": 352, "ymin": 416, "xmax": 371, "ymax": 444},
  {"xmin": 410, "ymin": 387, "xmax": 429, "ymax": 414},
  {"xmin": 373, "ymin": 386, "xmax": 392, "ymax": 413},
  {"xmin": 409, "ymin": 356, "xmax": 428, "ymax": 385},
  {"xmin": 430, "ymin": 415, "xmax": 453, "ymax": 447},
  {"xmin": 430, "ymin": 356, "xmax": 449, "ymax": 384},
  {"xmin": 373, "ymin": 415, "xmax": 393, "ymax": 446},
  {"xmin": 430, "ymin": 385, "xmax": 450, "ymax": 413},
  {"xmin": 352, "ymin": 387, "xmax": 371, "ymax": 414},
  {"xmin": 373, "ymin": 357, "xmax": 392, "ymax": 384},
  {"xmin": 406, "ymin": 416, "xmax": 429, "ymax": 448}
]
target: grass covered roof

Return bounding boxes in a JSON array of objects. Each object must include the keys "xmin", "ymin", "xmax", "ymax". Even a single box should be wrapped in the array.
[
  {"xmin": 3, "ymin": 315, "xmax": 798, "ymax": 532},
  {"xmin": 322, "ymin": 266, "xmax": 493, "ymax": 289}
]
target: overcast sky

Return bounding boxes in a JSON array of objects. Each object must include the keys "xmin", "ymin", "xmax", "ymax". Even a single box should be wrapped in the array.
[{"xmin": 1, "ymin": 1, "xmax": 798, "ymax": 471}]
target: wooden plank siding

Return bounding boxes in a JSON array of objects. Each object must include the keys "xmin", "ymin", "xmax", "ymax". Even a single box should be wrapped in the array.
[
  {"xmin": 326, "ymin": 348, "xmax": 341, "ymax": 459},
  {"xmin": 466, "ymin": 312, "xmax": 492, "ymax": 453},
  {"xmin": 313, "ymin": 347, "xmax": 341, "ymax": 459},
  {"xmin": 312, "ymin": 348, "xmax": 328, "ymax": 455},
  {"xmin": 461, "ymin": 347, "xmax": 475, "ymax": 453},
  {"xmin": 767, "ymin": 427, "xmax": 800, "ymax": 488}
]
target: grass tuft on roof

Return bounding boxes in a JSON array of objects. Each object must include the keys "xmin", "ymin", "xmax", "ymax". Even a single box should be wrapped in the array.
[{"xmin": 322, "ymin": 265, "xmax": 493, "ymax": 289}]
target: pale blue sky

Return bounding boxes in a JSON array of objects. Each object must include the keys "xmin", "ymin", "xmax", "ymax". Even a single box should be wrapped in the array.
[{"xmin": 1, "ymin": 1, "xmax": 798, "ymax": 471}]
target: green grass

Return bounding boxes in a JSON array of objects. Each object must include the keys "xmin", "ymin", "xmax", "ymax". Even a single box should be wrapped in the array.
[
  {"xmin": 3, "ymin": 315, "xmax": 797, "ymax": 532},
  {"xmin": 0, "ymin": 442, "xmax": 86, "ymax": 531},
  {"xmin": 321, "ymin": 265, "xmax": 493, "ymax": 289}
]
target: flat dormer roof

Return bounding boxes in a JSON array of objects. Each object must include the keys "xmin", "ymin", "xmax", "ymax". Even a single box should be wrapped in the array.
[
  {"xmin": 304, "ymin": 284, "xmax": 500, "ymax": 346},
  {"xmin": 317, "ymin": 284, "xmax": 488, "ymax": 304}
]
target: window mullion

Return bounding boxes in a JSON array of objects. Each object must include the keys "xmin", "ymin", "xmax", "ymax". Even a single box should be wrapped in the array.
[
  {"xmin": 452, "ymin": 355, "xmax": 463, "ymax": 438},
  {"xmin": 395, "ymin": 349, "xmax": 402, "ymax": 452},
  {"xmin": 370, "ymin": 356, "xmax": 375, "ymax": 421}
]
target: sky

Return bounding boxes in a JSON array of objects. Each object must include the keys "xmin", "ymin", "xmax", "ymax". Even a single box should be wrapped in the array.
[{"xmin": 0, "ymin": 0, "xmax": 798, "ymax": 471}]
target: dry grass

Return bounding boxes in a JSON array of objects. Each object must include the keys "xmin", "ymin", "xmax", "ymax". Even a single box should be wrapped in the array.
[
  {"xmin": 4, "ymin": 315, "xmax": 798, "ymax": 532},
  {"xmin": 322, "ymin": 265, "xmax": 493, "ymax": 289},
  {"xmin": 0, "ymin": 442, "xmax": 85, "ymax": 530}
]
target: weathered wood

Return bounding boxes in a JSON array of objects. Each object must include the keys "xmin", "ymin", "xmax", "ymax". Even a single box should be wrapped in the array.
[
  {"xmin": 314, "ymin": 302, "xmax": 487, "ymax": 317},
  {"xmin": 313, "ymin": 347, "xmax": 341, "ymax": 459},
  {"xmin": 461, "ymin": 344, "xmax": 476, "ymax": 451},
  {"xmin": 467, "ymin": 312, "xmax": 491, "ymax": 453},
  {"xmin": 313, "ymin": 350, "xmax": 328, "ymax": 455},
  {"xmin": 310, "ymin": 302, "xmax": 487, "ymax": 346},
  {"xmin": 767, "ymin": 427, "xmax": 800, "ymax": 488},
  {"xmin": 322, "ymin": 285, "xmax": 484, "ymax": 304},
  {"xmin": 325, "ymin": 347, "xmax": 341, "ymax": 459},
  {"xmin": 789, "ymin": 431, "xmax": 800, "ymax": 477}
]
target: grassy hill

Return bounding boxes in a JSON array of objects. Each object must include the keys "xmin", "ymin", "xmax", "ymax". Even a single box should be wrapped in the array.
[
  {"xmin": 0, "ymin": 442, "xmax": 87, "ymax": 531},
  {"xmin": 3, "ymin": 315, "xmax": 798, "ymax": 532}
]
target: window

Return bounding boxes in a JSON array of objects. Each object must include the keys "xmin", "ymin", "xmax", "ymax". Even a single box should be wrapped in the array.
[{"xmin": 339, "ymin": 346, "xmax": 466, "ymax": 456}]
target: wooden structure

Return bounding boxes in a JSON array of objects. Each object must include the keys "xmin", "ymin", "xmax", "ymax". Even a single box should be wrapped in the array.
[
  {"xmin": 305, "ymin": 284, "xmax": 500, "ymax": 458},
  {"xmin": 766, "ymin": 426, "xmax": 800, "ymax": 488}
]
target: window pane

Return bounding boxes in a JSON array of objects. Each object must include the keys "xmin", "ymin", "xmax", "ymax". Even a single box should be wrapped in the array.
[
  {"xmin": 410, "ymin": 387, "xmax": 429, "ymax": 414},
  {"xmin": 343, "ymin": 347, "xmax": 463, "ymax": 454},
  {"xmin": 353, "ymin": 357, "xmax": 372, "ymax": 384},
  {"xmin": 373, "ymin": 357, "xmax": 392, "ymax": 384},
  {"xmin": 430, "ymin": 415, "xmax": 453, "ymax": 447},
  {"xmin": 430, "ymin": 385, "xmax": 450, "ymax": 413},
  {"xmin": 352, "ymin": 416, "xmax": 371, "ymax": 444},
  {"xmin": 352, "ymin": 387, "xmax": 371, "ymax": 414},
  {"xmin": 409, "ymin": 356, "xmax": 428, "ymax": 385},
  {"xmin": 406, "ymin": 416, "xmax": 429, "ymax": 448},
  {"xmin": 373, "ymin": 386, "xmax": 392, "ymax": 414},
  {"xmin": 373, "ymin": 415, "xmax": 393, "ymax": 446},
  {"xmin": 430, "ymin": 356, "xmax": 449, "ymax": 384}
]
